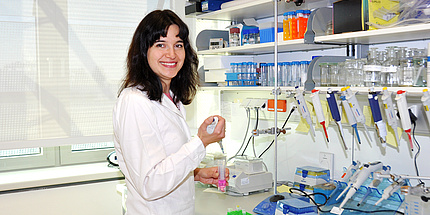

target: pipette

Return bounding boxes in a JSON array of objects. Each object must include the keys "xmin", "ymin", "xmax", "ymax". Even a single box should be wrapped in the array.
[
  {"xmin": 217, "ymin": 159, "xmax": 226, "ymax": 192},
  {"xmin": 421, "ymin": 89, "xmax": 430, "ymax": 128},
  {"xmin": 294, "ymin": 86, "xmax": 316, "ymax": 137},
  {"xmin": 395, "ymin": 90, "xmax": 413, "ymax": 151},
  {"xmin": 375, "ymin": 177, "xmax": 405, "ymax": 205},
  {"xmin": 339, "ymin": 161, "xmax": 383, "ymax": 209},
  {"xmin": 357, "ymin": 165, "xmax": 391, "ymax": 206},
  {"xmin": 381, "ymin": 87, "xmax": 399, "ymax": 143},
  {"xmin": 342, "ymin": 86, "xmax": 373, "ymax": 143},
  {"xmin": 207, "ymin": 117, "xmax": 225, "ymax": 153},
  {"xmin": 340, "ymin": 160, "xmax": 361, "ymax": 183},
  {"xmin": 340, "ymin": 95, "xmax": 361, "ymax": 144},
  {"xmin": 311, "ymin": 89, "xmax": 329, "ymax": 142},
  {"xmin": 368, "ymin": 90, "xmax": 388, "ymax": 147},
  {"xmin": 336, "ymin": 162, "xmax": 363, "ymax": 201},
  {"xmin": 326, "ymin": 89, "xmax": 347, "ymax": 149}
]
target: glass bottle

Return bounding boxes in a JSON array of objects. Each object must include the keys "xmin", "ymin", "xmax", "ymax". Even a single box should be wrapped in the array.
[
  {"xmin": 344, "ymin": 59, "xmax": 355, "ymax": 87},
  {"xmin": 328, "ymin": 62, "xmax": 338, "ymax": 86},
  {"xmin": 381, "ymin": 46, "xmax": 399, "ymax": 87},
  {"xmin": 363, "ymin": 48, "xmax": 382, "ymax": 87},
  {"xmin": 399, "ymin": 47, "xmax": 414, "ymax": 87},
  {"xmin": 229, "ymin": 28, "xmax": 240, "ymax": 47},
  {"xmin": 413, "ymin": 48, "xmax": 427, "ymax": 87},
  {"xmin": 337, "ymin": 61, "xmax": 345, "ymax": 87},
  {"xmin": 319, "ymin": 62, "xmax": 329, "ymax": 86}
]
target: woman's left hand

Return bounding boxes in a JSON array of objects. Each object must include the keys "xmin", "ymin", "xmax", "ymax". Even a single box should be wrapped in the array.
[{"xmin": 194, "ymin": 167, "xmax": 229, "ymax": 185}]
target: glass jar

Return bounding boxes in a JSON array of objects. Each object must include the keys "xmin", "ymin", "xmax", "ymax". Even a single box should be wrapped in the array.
[
  {"xmin": 399, "ymin": 47, "xmax": 414, "ymax": 87},
  {"xmin": 319, "ymin": 62, "xmax": 329, "ymax": 86},
  {"xmin": 413, "ymin": 48, "xmax": 427, "ymax": 87},
  {"xmin": 363, "ymin": 48, "xmax": 382, "ymax": 87},
  {"xmin": 229, "ymin": 28, "xmax": 240, "ymax": 47},
  {"xmin": 328, "ymin": 63, "xmax": 339, "ymax": 86},
  {"xmin": 381, "ymin": 46, "xmax": 399, "ymax": 87}
]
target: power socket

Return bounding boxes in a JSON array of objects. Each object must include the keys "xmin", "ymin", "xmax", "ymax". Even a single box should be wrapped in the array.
[{"xmin": 319, "ymin": 152, "xmax": 334, "ymax": 180}]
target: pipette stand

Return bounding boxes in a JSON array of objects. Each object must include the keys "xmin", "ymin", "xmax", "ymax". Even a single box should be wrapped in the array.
[{"xmin": 321, "ymin": 179, "xmax": 405, "ymax": 215}]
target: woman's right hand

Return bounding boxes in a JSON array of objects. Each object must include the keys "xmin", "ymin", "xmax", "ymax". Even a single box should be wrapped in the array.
[{"xmin": 197, "ymin": 115, "xmax": 226, "ymax": 147}]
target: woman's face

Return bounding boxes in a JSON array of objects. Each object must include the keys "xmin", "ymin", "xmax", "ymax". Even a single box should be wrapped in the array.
[{"xmin": 147, "ymin": 24, "xmax": 185, "ymax": 89}]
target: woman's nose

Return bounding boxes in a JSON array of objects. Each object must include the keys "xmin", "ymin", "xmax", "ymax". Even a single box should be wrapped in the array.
[{"xmin": 165, "ymin": 46, "xmax": 176, "ymax": 58}]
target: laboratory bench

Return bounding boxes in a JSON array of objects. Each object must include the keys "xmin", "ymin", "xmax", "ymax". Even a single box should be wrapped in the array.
[{"xmin": 195, "ymin": 185, "xmax": 273, "ymax": 215}]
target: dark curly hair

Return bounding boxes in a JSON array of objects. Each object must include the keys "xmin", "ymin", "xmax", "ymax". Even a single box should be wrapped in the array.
[{"xmin": 119, "ymin": 9, "xmax": 199, "ymax": 105}]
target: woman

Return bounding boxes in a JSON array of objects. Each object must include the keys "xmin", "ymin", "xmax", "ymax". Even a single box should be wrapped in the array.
[{"xmin": 113, "ymin": 9, "xmax": 228, "ymax": 215}]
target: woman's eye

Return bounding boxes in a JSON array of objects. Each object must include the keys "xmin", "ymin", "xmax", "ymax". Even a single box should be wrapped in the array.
[
  {"xmin": 155, "ymin": 43, "xmax": 164, "ymax": 48},
  {"xmin": 176, "ymin": 44, "xmax": 183, "ymax": 48}
]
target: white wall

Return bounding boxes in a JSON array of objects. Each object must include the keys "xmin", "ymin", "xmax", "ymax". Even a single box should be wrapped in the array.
[{"xmin": 0, "ymin": 180, "xmax": 123, "ymax": 215}]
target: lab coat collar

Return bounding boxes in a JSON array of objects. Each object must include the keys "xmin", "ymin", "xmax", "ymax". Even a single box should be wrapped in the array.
[{"xmin": 161, "ymin": 91, "xmax": 185, "ymax": 119}]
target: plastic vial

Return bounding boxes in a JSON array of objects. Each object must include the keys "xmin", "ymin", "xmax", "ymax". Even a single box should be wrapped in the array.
[
  {"xmin": 217, "ymin": 159, "xmax": 226, "ymax": 192},
  {"xmin": 381, "ymin": 46, "xmax": 399, "ymax": 87},
  {"xmin": 296, "ymin": 10, "xmax": 306, "ymax": 39},
  {"xmin": 291, "ymin": 61, "xmax": 300, "ymax": 87},
  {"xmin": 299, "ymin": 61, "xmax": 309, "ymax": 87},
  {"xmin": 283, "ymin": 12, "xmax": 289, "ymax": 41},
  {"xmin": 260, "ymin": 63, "xmax": 268, "ymax": 86},
  {"xmin": 229, "ymin": 28, "xmax": 240, "ymax": 47},
  {"xmin": 363, "ymin": 48, "xmax": 382, "ymax": 87},
  {"xmin": 284, "ymin": 62, "xmax": 292, "ymax": 86},
  {"xmin": 267, "ymin": 63, "xmax": 275, "ymax": 86},
  {"xmin": 277, "ymin": 62, "xmax": 284, "ymax": 86}
]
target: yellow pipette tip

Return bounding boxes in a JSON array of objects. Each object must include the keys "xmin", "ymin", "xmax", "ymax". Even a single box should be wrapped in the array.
[{"xmin": 383, "ymin": 87, "xmax": 388, "ymax": 90}]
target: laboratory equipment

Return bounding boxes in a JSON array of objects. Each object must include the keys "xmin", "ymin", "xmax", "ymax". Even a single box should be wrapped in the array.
[
  {"xmin": 402, "ymin": 183, "xmax": 430, "ymax": 215},
  {"xmin": 229, "ymin": 27, "xmax": 240, "ymax": 47},
  {"xmin": 363, "ymin": 48, "xmax": 382, "ymax": 87},
  {"xmin": 422, "ymin": 89, "xmax": 430, "ymax": 128},
  {"xmin": 217, "ymin": 159, "xmax": 227, "ymax": 192},
  {"xmin": 357, "ymin": 165, "xmax": 391, "ymax": 206},
  {"xmin": 294, "ymin": 86, "xmax": 316, "ymax": 137},
  {"xmin": 319, "ymin": 63, "xmax": 329, "ymax": 86},
  {"xmin": 395, "ymin": 90, "xmax": 414, "ymax": 151},
  {"xmin": 340, "ymin": 95, "xmax": 361, "ymax": 144},
  {"xmin": 381, "ymin": 87, "xmax": 400, "ymax": 143},
  {"xmin": 326, "ymin": 89, "xmax": 347, "ymax": 149},
  {"xmin": 207, "ymin": 116, "xmax": 224, "ymax": 153},
  {"xmin": 399, "ymin": 47, "xmax": 415, "ymax": 87},
  {"xmin": 340, "ymin": 160, "xmax": 361, "ymax": 183},
  {"xmin": 253, "ymin": 192, "xmax": 308, "ymax": 215},
  {"xmin": 275, "ymin": 197, "xmax": 318, "ymax": 215},
  {"xmin": 337, "ymin": 161, "xmax": 383, "ymax": 209},
  {"xmin": 368, "ymin": 90, "xmax": 388, "ymax": 147},
  {"xmin": 227, "ymin": 156, "xmax": 273, "ymax": 196},
  {"xmin": 294, "ymin": 166, "xmax": 330, "ymax": 186},
  {"xmin": 310, "ymin": 89, "xmax": 329, "ymax": 142},
  {"xmin": 342, "ymin": 86, "xmax": 373, "ymax": 143},
  {"xmin": 381, "ymin": 46, "xmax": 399, "ymax": 87},
  {"xmin": 375, "ymin": 177, "xmax": 405, "ymax": 205},
  {"xmin": 413, "ymin": 48, "xmax": 427, "ymax": 87}
]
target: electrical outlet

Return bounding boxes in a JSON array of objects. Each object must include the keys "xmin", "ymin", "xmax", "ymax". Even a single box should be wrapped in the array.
[{"xmin": 319, "ymin": 152, "xmax": 334, "ymax": 180}]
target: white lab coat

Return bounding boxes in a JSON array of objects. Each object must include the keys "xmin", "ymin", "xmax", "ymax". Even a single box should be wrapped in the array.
[{"xmin": 113, "ymin": 87, "xmax": 206, "ymax": 215}]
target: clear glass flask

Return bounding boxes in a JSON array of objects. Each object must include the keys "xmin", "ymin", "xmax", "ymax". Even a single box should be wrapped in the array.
[
  {"xmin": 413, "ymin": 48, "xmax": 427, "ymax": 87},
  {"xmin": 399, "ymin": 47, "xmax": 414, "ymax": 87}
]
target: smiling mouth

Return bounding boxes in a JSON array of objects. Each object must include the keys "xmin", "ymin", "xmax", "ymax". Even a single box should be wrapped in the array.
[{"xmin": 161, "ymin": 62, "xmax": 177, "ymax": 67}]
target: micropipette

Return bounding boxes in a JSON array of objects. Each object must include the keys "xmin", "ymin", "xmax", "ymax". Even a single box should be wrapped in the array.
[
  {"xmin": 395, "ymin": 90, "xmax": 413, "ymax": 151},
  {"xmin": 375, "ymin": 177, "xmax": 405, "ymax": 205},
  {"xmin": 311, "ymin": 89, "xmax": 329, "ymax": 142},
  {"xmin": 342, "ymin": 86, "xmax": 373, "ymax": 143},
  {"xmin": 326, "ymin": 89, "xmax": 347, "ymax": 150},
  {"xmin": 421, "ymin": 89, "xmax": 430, "ymax": 128},
  {"xmin": 294, "ymin": 86, "xmax": 316, "ymax": 137},
  {"xmin": 340, "ymin": 95, "xmax": 361, "ymax": 144},
  {"xmin": 217, "ymin": 159, "xmax": 226, "ymax": 192},
  {"xmin": 368, "ymin": 90, "xmax": 388, "ymax": 147},
  {"xmin": 381, "ymin": 87, "xmax": 399, "ymax": 143},
  {"xmin": 357, "ymin": 165, "xmax": 391, "ymax": 206},
  {"xmin": 340, "ymin": 160, "xmax": 361, "ymax": 183},
  {"xmin": 339, "ymin": 161, "xmax": 383, "ymax": 209},
  {"xmin": 207, "ymin": 117, "xmax": 225, "ymax": 153}
]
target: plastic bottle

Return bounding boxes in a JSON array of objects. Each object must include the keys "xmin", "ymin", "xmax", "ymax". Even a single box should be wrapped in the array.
[
  {"xmin": 229, "ymin": 28, "xmax": 240, "ymax": 47},
  {"xmin": 363, "ymin": 48, "xmax": 382, "ymax": 87},
  {"xmin": 290, "ymin": 11, "xmax": 298, "ymax": 40}
]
